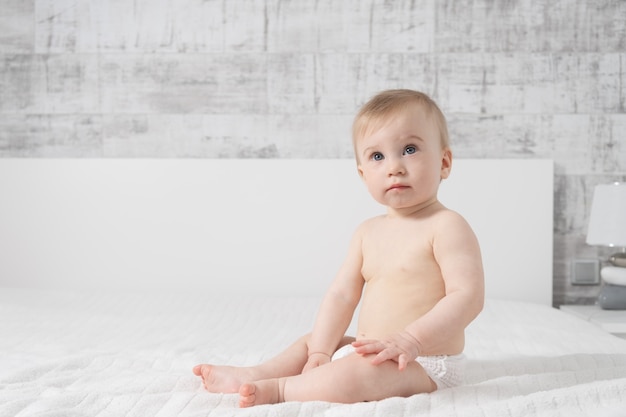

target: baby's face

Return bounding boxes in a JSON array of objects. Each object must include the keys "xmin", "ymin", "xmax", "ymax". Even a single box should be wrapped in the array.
[{"xmin": 355, "ymin": 104, "xmax": 451, "ymax": 212}]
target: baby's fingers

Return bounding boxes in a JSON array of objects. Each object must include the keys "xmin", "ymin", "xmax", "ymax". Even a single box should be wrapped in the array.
[
  {"xmin": 352, "ymin": 340, "xmax": 384, "ymax": 355},
  {"xmin": 371, "ymin": 348, "xmax": 401, "ymax": 366},
  {"xmin": 397, "ymin": 354, "xmax": 409, "ymax": 371},
  {"xmin": 351, "ymin": 339, "xmax": 377, "ymax": 348}
]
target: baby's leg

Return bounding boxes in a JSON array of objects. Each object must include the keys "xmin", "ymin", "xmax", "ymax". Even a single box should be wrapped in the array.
[
  {"xmin": 193, "ymin": 334, "xmax": 309, "ymax": 393},
  {"xmin": 238, "ymin": 351, "xmax": 435, "ymax": 407},
  {"xmin": 193, "ymin": 334, "xmax": 353, "ymax": 393}
]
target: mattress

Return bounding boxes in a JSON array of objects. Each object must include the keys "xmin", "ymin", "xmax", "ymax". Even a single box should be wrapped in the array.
[{"xmin": 1, "ymin": 289, "xmax": 625, "ymax": 417}]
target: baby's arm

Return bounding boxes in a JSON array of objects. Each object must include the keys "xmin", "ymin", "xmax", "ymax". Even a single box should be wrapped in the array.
[
  {"xmin": 303, "ymin": 226, "xmax": 365, "ymax": 372},
  {"xmin": 354, "ymin": 211, "xmax": 484, "ymax": 369}
]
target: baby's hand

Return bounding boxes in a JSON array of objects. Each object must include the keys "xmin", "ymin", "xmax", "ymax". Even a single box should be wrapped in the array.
[
  {"xmin": 302, "ymin": 352, "xmax": 331, "ymax": 373},
  {"xmin": 352, "ymin": 331, "xmax": 421, "ymax": 371}
]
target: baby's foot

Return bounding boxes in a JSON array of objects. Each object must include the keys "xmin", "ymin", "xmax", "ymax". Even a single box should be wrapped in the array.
[
  {"xmin": 192, "ymin": 364, "xmax": 255, "ymax": 394},
  {"xmin": 238, "ymin": 379, "xmax": 283, "ymax": 408}
]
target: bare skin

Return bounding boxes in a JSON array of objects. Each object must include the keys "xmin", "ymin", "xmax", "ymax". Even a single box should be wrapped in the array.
[
  {"xmin": 193, "ymin": 334, "xmax": 351, "ymax": 394},
  {"xmin": 193, "ymin": 334, "xmax": 436, "ymax": 407},
  {"xmin": 238, "ymin": 351, "xmax": 435, "ymax": 407},
  {"xmin": 193, "ymin": 98, "xmax": 484, "ymax": 407},
  {"xmin": 192, "ymin": 364, "xmax": 255, "ymax": 394}
]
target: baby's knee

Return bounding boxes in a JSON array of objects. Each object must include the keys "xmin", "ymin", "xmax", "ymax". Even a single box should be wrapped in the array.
[{"xmin": 334, "ymin": 353, "xmax": 379, "ymax": 382}]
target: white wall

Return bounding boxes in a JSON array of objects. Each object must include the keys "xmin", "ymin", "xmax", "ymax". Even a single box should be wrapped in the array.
[{"xmin": 0, "ymin": 159, "xmax": 553, "ymax": 305}]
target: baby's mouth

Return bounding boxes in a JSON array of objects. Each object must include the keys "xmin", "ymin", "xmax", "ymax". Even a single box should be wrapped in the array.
[{"xmin": 387, "ymin": 184, "xmax": 409, "ymax": 192}]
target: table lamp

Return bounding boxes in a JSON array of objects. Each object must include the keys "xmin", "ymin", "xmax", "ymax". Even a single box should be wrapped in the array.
[{"xmin": 586, "ymin": 182, "xmax": 626, "ymax": 309}]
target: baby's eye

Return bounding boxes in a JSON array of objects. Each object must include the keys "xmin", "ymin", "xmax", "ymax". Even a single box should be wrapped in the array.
[
  {"xmin": 370, "ymin": 152, "xmax": 384, "ymax": 161},
  {"xmin": 403, "ymin": 145, "xmax": 417, "ymax": 155}
]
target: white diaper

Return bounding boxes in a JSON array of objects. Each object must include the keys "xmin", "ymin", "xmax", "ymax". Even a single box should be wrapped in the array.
[{"xmin": 331, "ymin": 344, "xmax": 465, "ymax": 390}]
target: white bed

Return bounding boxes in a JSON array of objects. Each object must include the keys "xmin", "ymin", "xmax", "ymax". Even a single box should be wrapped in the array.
[{"xmin": 1, "ymin": 158, "xmax": 625, "ymax": 417}]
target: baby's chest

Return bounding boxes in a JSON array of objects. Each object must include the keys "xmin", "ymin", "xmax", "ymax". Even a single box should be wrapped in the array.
[{"xmin": 360, "ymin": 234, "xmax": 435, "ymax": 279}]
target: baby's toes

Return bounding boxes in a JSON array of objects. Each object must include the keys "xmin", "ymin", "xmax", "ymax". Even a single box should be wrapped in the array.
[{"xmin": 238, "ymin": 383, "xmax": 257, "ymax": 408}]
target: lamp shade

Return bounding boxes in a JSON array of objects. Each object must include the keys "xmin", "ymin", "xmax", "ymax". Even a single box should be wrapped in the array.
[{"xmin": 586, "ymin": 183, "xmax": 626, "ymax": 247}]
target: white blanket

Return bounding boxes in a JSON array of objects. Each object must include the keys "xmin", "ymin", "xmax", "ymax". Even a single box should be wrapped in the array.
[{"xmin": 1, "ymin": 289, "xmax": 625, "ymax": 417}]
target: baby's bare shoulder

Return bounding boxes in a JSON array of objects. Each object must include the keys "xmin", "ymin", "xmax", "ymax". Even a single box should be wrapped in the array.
[
  {"xmin": 358, "ymin": 214, "xmax": 385, "ymax": 229},
  {"xmin": 433, "ymin": 206, "xmax": 469, "ymax": 223},
  {"xmin": 432, "ymin": 208, "xmax": 479, "ymax": 248}
]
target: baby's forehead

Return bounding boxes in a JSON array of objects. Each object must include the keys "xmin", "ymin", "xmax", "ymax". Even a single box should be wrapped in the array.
[{"xmin": 355, "ymin": 103, "xmax": 433, "ymax": 141}]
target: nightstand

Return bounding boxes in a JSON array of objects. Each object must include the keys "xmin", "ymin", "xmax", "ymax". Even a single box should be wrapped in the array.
[{"xmin": 560, "ymin": 305, "xmax": 626, "ymax": 339}]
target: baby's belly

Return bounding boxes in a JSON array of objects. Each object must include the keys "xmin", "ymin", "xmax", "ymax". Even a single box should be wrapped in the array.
[
  {"xmin": 356, "ymin": 287, "xmax": 425, "ymax": 336},
  {"xmin": 358, "ymin": 280, "xmax": 434, "ymax": 330},
  {"xmin": 355, "ymin": 289, "xmax": 464, "ymax": 355}
]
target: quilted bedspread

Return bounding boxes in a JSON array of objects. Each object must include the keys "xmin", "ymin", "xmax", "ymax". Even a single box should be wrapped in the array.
[{"xmin": 1, "ymin": 289, "xmax": 625, "ymax": 417}]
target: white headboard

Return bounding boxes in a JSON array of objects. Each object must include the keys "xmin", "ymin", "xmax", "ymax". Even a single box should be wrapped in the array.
[{"xmin": 0, "ymin": 158, "xmax": 553, "ymax": 305}]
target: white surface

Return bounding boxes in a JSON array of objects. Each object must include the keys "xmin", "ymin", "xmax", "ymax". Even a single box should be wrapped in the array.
[
  {"xmin": 586, "ymin": 183, "xmax": 626, "ymax": 247},
  {"xmin": 560, "ymin": 304, "xmax": 626, "ymax": 336},
  {"xmin": 601, "ymin": 266, "xmax": 626, "ymax": 286},
  {"xmin": 0, "ymin": 158, "xmax": 553, "ymax": 304},
  {"xmin": 1, "ymin": 290, "xmax": 625, "ymax": 417}
]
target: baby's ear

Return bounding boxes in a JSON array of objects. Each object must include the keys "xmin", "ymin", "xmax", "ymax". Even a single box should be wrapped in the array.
[
  {"xmin": 440, "ymin": 148, "xmax": 452, "ymax": 179},
  {"xmin": 357, "ymin": 165, "xmax": 365, "ymax": 180}
]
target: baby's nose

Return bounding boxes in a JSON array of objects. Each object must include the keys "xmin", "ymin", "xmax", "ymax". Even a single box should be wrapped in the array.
[{"xmin": 387, "ymin": 159, "xmax": 406, "ymax": 175}]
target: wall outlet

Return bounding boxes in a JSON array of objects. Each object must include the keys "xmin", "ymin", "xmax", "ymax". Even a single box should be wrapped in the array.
[{"xmin": 571, "ymin": 259, "xmax": 600, "ymax": 285}]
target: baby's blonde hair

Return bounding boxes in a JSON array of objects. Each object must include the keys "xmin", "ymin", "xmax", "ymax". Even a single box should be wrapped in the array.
[{"xmin": 352, "ymin": 89, "xmax": 450, "ymax": 159}]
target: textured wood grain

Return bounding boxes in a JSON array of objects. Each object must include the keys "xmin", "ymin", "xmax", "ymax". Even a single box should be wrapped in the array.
[{"xmin": 0, "ymin": 0, "xmax": 33, "ymax": 53}]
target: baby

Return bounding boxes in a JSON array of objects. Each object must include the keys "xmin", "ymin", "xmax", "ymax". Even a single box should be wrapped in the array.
[{"xmin": 193, "ymin": 89, "xmax": 484, "ymax": 407}]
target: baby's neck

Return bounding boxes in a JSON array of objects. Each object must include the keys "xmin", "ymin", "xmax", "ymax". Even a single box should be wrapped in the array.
[{"xmin": 386, "ymin": 198, "xmax": 441, "ymax": 218}]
